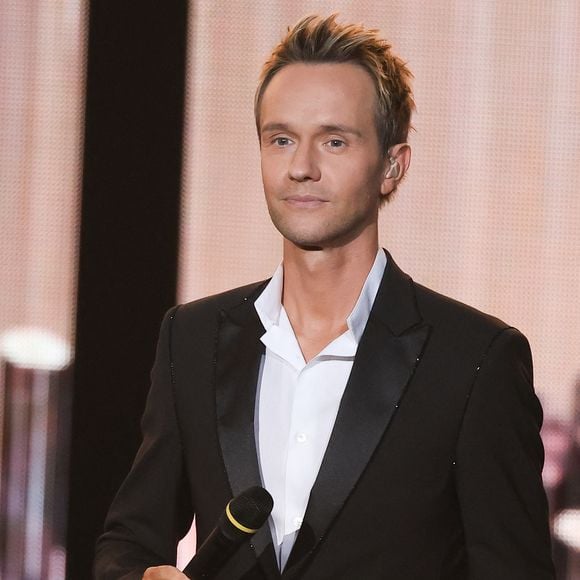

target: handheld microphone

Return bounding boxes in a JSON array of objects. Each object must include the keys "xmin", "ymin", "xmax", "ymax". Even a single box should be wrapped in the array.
[{"xmin": 183, "ymin": 486, "xmax": 274, "ymax": 579}]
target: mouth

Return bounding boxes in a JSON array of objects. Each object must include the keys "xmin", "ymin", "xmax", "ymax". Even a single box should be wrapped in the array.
[{"xmin": 283, "ymin": 194, "xmax": 328, "ymax": 208}]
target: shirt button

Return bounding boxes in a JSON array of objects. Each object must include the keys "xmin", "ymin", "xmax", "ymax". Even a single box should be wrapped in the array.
[
  {"xmin": 296, "ymin": 433, "xmax": 307, "ymax": 443},
  {"xmin": 293, "ymin": 516, "xmax": 303, "ymax": 527}
]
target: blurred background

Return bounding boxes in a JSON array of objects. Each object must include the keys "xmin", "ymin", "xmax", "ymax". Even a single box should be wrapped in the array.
[{"xmin": 0, "ymin": 1, "xmax": 579, "ymax": 578}]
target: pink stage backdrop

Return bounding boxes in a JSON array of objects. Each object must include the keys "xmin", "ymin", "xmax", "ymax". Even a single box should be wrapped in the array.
[
  {"xmin": 179, "ymin": 1, "xmax": 580, "ymax": 575},
  {"xmin": 0, "ymin": 2, "xmax": 87, "ymax": 578}
]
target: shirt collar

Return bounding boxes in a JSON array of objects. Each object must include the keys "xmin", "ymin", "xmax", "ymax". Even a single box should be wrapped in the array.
[
  {"xmin": 254, "ymin": 262, "xmax": 284, "ymax": 331},
  {"xmin": 346, "ymin": 248, "xmax": 387, "ymax": 343},
  {"xmin": 254, "ymin": 249, "xmax": 387, "ymax": 345}
]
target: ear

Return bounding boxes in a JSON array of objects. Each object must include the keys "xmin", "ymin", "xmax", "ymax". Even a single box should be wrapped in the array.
[{"xmin": 380, "ymin": 143, "xmax": 412, "ymax": 197}]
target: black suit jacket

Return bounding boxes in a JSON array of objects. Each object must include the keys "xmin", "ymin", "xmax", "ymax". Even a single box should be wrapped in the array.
[{"xmin": 94, "ymin": 253, "xmax": 554, "ymax": 579}]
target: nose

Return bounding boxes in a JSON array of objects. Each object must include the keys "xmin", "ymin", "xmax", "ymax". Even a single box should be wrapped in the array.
[{"xmin": 288, "ymin": 142, "xmax": 321, "ymax": 182}]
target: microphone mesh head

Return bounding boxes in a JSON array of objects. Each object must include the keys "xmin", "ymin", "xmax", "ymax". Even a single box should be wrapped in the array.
[{"xmin": 229, "ymin": 486, "xmax": 274, "ymax": 530}]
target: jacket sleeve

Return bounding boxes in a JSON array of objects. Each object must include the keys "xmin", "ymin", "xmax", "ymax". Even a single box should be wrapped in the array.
[
  {"xmin": 94, "ymin": 306, "xmax": 194, "ymax": 580},
  {"xmin": 455, "ymin": 327, "xmax": 555, "ymax": 580}
]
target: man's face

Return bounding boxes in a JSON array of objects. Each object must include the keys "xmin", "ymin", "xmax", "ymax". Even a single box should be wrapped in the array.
[{"xmin": 259, "ymin": 62, "xmax": 388, "ymax": 250}]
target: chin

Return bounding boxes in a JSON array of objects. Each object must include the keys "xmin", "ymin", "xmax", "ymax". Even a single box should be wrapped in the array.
[
  {"xmin": 282, "ymin": 232, "xmax": 325, "ymax": 249},
  {"xmin": 272, "ymin": 213, "xmax": 371, "ymax": 250},
  {"xmin": 290, "ymin": 240, "xmax": 324, "ymax": 251},
  {"xmin": 282, "ymin": 230, "xmax": 355, "ymax": 251}
]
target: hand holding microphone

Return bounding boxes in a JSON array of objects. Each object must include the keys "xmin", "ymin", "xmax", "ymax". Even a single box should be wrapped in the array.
[
  {"xmin": 183, "ymin": 486, "xmax": 273, "ymax": 579},
  {"xmin": 142, "ymin": 487, "xmax": 273, "ymax": 580},
  {"xmin": 143, "ymin": 566, "xmax": 188, "ymax": 579}
]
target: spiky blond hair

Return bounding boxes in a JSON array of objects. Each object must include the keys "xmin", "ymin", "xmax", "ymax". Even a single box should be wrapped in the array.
[{"xmin": 255, "ymin": 14, "xmax": 415, "ymax": 155}]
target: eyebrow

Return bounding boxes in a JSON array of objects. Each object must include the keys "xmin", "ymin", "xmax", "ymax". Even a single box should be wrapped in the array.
[
  {"xmin": 319, "ymin": 124, "xmax": 363, "ymax": 138},
  {"xmin": 260, "ymin": 122, "xmax": 291, "ymax": 134},
  {"xmin": 260, "ymin": 122, "xmax": 363, "ymax": 138}
]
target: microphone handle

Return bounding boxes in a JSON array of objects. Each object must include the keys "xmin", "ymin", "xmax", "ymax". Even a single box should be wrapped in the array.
[{"xmin": 182, "ymin": 519, "xmax": 248, "ymax": 579}]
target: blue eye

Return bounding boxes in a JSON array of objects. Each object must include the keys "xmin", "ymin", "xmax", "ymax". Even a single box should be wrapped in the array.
[
  {"xmin": 328, "ymin": 139, "xmax": 345, "ymax": 148},
  {"xmin": 273, "ymin": 137, "xmax": 291, "ymax": 146}
]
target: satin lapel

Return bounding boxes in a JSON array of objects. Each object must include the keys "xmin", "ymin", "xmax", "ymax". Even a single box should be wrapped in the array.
[
  {"xmin": 215, "ymin": 293, "xmax": 280, "ymax": 580},
  {"xmin": 284, "ymin": 253, "xmax": 431, "ymax": 574}
]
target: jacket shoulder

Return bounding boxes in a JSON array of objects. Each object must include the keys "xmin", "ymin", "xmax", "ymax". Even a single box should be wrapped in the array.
[
  {"xmin": 172, "ymin": 279, "xmax": 268, "ymax": 326},
  {"xmin": 413, "ymin": 281, "xmax": 513, "ymax": 339}
]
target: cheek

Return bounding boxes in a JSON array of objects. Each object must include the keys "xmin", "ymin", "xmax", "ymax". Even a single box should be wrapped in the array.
[
  {"xmin": 261, "ymin": 174, "xmax": 277, "ymax": 201},
  {"xmin": 328, "ymin": 154, "xmax": 380, "ymax": 180},
  {"xmin": 261, "ymin": 156, "xmax": 284, "ymax": 187},
  {"xmin": 338, "ymin": 163, "xmax": 383, "ymax": 201}
]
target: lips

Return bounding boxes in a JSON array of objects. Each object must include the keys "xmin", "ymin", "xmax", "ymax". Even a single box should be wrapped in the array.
[{"xmin": 284, "ymin": 194, "xmax": 328, "ymax": 207}]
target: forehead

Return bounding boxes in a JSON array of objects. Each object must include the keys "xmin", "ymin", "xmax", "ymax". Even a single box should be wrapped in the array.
[{"xmin": 259, "ymin": 62, "xmax": 377, "ymax": 130}]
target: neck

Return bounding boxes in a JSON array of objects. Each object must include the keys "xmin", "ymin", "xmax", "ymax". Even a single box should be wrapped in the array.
[{"xmin": 281, "ymin": 233, "xmax": 379, "ymax": 333}]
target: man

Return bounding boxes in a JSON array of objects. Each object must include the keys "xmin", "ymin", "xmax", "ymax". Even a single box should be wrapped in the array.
[{"xmin": 95, "ymin": 15, "xmax": 555, "ymax": 580}]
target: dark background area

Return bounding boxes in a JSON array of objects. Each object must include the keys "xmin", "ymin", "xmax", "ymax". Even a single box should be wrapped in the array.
[{"xmin": 66, "ymin": 2, "xmax": 188, "ymax": 577}]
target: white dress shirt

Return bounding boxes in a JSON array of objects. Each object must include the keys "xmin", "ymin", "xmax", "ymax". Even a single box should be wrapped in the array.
[{"xmin": 253, "ymin": 249, "xmax": 387, "ymax": 570}]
